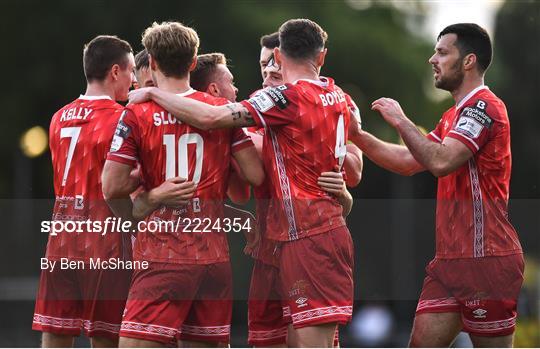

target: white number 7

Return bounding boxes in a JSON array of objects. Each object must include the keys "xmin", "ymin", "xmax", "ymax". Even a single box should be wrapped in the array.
[
  {"xmin": 335, "ymin": 114, "xmax": 346, "ymax": 170},
  {"xmin": 60, "ymin": 127, "xmax": 81, "ymax": 186}
]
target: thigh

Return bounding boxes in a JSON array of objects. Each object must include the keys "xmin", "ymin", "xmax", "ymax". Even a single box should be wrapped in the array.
[
  {"xmin": 280, "ymin": 227, "xmax": 354, "ymax": 329},
  {"xmin": 470, "ymin": 334, "xmax": 514, "ymax": 348},
  {"xmin": 409, "ymin": 312, "xmax": 462, "ymax": 347},
  {"xmin": 288, "ymin": 322, "xmax": 337, "ymax": 348},
  {"xmin": 179, "ymin": 262, "xmax": 232, "ymax": 344}
]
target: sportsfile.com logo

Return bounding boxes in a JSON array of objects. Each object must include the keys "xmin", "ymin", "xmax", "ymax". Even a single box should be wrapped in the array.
[{"xmin": 41, "ymin": 217, "xmax": 252, "ymax": 236}]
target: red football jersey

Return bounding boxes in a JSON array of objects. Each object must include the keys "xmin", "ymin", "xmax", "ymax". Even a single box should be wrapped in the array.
[
  {"xmin": 427, "ymin": 86, "xmax": 522, "ymax": 258},
  {"xmin": 241, "ymin": 77, "xmax": 350, "ymax": 241},
  {"xmin": 46, "ymin": 95, "xmax": 131, "ymax": 261},
  {"xmin": 107, "ymin": 89, "xmax": 253, "ymax": 264},
  {"xmin": 246, "ymin": 128, "xmax": 279, "ymax": 266}
]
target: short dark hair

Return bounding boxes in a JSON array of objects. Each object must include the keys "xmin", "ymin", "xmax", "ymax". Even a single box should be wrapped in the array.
[
  {"xmin": 260, "ymin": 32, "xmax": 280, "ymax": 49},
  {"xmin": 83, "ymin": 35, "xmax": 133, "ymax": 82},
  {"xmin": 191, "ymin": 53, "xmax": 227, "ymax": 92},
  {"xmin": 135, "ymin": 49, "xmax": 150, "ymax": 71},
  {"xmin": 278, "ymin": 19, "xmax": 327, "ymax": 61},
  {"xmin": 438, "ymin": 23, "xmax": 492, "ymax": 73}
]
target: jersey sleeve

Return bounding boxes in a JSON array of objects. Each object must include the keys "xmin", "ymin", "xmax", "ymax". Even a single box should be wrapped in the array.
[
  {"xmin": 231, "ymin": 128, "xmax": 254, "ymax": 153},
  {"xmin": 447, "ymin": 98, "xmax": 495, "ymax": 153},
  {"xmin": 427, "ymin": 117, "xmax": 444, "ymax": 143},
  {"xmin": 240, "ymin": 84, "xmax": 300, "ymax": 128},
  {"xmin": 106, "ymin": 108, "xmax": 140, "ymax": 167}
]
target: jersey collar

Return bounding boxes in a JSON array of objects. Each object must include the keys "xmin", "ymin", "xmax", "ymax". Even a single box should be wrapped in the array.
[
  {"xmin": 292, "ymin": 76, "xmax": 330, "ymax": 87},
  {"xmin": 456, "ymin": 85, "xmax": 489, "ymax": 110},
  {"xmin": 78, "ymin": 94, "xmax": 113, "ymax": 100},
  {"xmin": 176, "ymin": 88, "xmax": 196, "ymax": 97}
]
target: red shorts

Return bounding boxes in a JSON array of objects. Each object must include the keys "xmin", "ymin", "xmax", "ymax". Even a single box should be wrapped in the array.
[
  {"xmin": 32, "ymin": 265, "xmax": 131, "ymax": 340},
  {"xmin": 248, "ymin": 259, "xmax": 288, "ymax": 346},
  {"xmin": 279, "ymin": 226, "xmax": 354, "ymax": 329},
  {"xmin": 120, "ymin": 261, "xmax": 232, "ymax": 344},
  {"xmin": 416, "ymin": 254, "xmax": 524, "ymax": 337}
]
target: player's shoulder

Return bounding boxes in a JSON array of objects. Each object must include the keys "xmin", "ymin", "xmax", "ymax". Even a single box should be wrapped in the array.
[
  {"xmin": 51, "ymin": 96, "xmax": 121, "ymax": 124},
  {"xmin": 463, "ymin": 88, "xmax": 507, "ymax": 123},
  {"xmin": 189, "ymin": 90, "xmax": 230, "ymax": 106},
  {"xmin": 125, "ymin": 100, "xmax": 157, "ymax": 115}
]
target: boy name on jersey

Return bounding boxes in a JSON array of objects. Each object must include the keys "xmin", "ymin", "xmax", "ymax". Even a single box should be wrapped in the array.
[
  {"xmin": 59, "ymin": 107, "xmax": 93, "ymax": 122},
  {"xmin": 40, "ymin": 257, "xmax": 149, "ymax": 271},
  {"xmin": 153, "ymin": 111, "xmax": 183, "ymax": 126},
  {"xmin": 319, "ymin": 90, "xmax": 346, "ymax": 106}
]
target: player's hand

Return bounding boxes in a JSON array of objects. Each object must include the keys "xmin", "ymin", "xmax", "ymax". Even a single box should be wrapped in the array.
[
  {"xmin": 371, "ymin": 97, "xmax": 407, "ymax": 128},
  {"xmin": 128, "ymin": 87, "xmax": 155, "ymax": 104},
  {"xmin": 148, "ymin": 177, "xmax": 196, "ymax": 207},
  {"xmin": 318, "ymin": 171, "xmax": 347, "ymax": 198}
]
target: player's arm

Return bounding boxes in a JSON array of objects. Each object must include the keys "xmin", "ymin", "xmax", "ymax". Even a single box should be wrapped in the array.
[
  {"xmin": 129, "ymin": 87, "xmax": 255, "ymax": 130},
  {"xmin": 223, "ymin": 204, "xmax": 260, "ymax": 256},
  {"xmin": 102, "ymin": 161, "xmax": 138, "ymax": 221},
  {"xmin": 371, "ymin": 98, "xmax": 473, "ymax": 177},
  {"xmin": 349, "ymin": 128, "xmax": 425, "ymax": 176},
  {"xmin": 226, "ymin": 161, "xmax": 251, "ymax": 205},
  {"xmin": 343, "ymin": 143, "xmax": 363, "ymax": 187},
  {"xmin": 132, "ymin": 177, "xmax": 196, "ymax": 220},
  {"xmin": 318, "ymin": 171, "xmax": 353, "ymax": 217},
  {"xmin": 233, "ymin": 146, "xmax": 265, "ymax": 187}
]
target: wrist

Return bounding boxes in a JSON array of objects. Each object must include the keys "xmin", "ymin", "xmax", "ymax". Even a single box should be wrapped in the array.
[{"xmin": 147, "ymin": 189, "xmax": 160, "ymax": 207}]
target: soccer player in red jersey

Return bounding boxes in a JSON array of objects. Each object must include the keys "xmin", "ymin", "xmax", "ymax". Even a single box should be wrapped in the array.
[
  {"xmin": 349, "ymin": 23, "xmax": 523, "ymax": 347},
  {"xmin": 102, "ymin": 22, "xmax": 264, "ymax": 348},
  {"xmin": 32, "ymin": 35, "xmax": 136, "ymax": 348},
  {"xmin": 129, "ymin": 18, "xmax": 360, "ymax": 347},
  {"xmin": 248, "ymin": 35, "xmax": 362, "ymax": 348}
]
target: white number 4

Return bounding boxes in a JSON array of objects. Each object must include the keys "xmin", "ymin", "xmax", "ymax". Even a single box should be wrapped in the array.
[
  {"xmin": 335, "ymin": 114, "xmax": 346, "ymax": 170},
  {"xmin": 60, "ymin": 127, "xmax": 81, "ymax": 186}
]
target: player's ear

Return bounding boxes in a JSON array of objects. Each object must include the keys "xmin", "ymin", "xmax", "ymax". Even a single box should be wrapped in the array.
[
  {"xmin": 274, "ymin": 47, "xmax": 282, "ymax": 67},
  {"xmin": 149, "ymin": 54, "xmax": 157, "ymax": 72},
  {"xmin": 206, "ymin": 82, "xmax": 220, "ymax": 97},
  {"xmin": 316, "ymin": 48, "xmax": 327, "ymax": 68},
  {"xmin": 110, "ymin": 64, "xmax": 120, "ymax": 81},
  {"xmin": 188, "ymin": 56, "xmax": 197, "ymax": 72},
  {"xmin": 463, "ymin": 53, "xmax": 477, "ymax": 72}
]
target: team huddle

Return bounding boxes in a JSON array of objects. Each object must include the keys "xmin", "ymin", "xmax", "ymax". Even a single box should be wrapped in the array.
[{"xmin": 33, "ymin": 18, "xmax": 524, "ymax": 348}]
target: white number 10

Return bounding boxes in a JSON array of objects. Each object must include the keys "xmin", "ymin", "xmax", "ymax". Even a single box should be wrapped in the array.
[
  {"xmin": 163, "ymin": 133, "xmax": 204, "ymax": 183},
  {"xmin": 335, "ymin": 114, "xmax": 346, "ymax": 170}
]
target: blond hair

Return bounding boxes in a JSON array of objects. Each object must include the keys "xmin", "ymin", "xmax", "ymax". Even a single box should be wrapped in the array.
[{"xmin": 142, "ymin": 21, "xmax": 199, "ymax": 78}]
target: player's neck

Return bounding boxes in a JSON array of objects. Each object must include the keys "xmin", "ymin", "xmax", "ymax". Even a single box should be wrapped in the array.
[
  {"xmin": 282, "ymin": 61, "xmax": 319, "ymax": 84},
  {"xmin": 452, "ymin": 75, "xmax": 485, "ymax": 106},
  {"xmin": 84, "ymin": 82, "xmax": 115, "ymax": 100},
  {"xmin": 154, "ymin": 73, "xmax": 191, "ymax": 94}
]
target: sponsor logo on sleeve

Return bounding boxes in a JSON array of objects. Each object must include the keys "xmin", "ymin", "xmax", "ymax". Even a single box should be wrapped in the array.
[
  {"xmin": 110, "ymin": 113, "xmax": 131, "ymax": 152},
  {"xmin": 266, "ymin": 85, "xmax": 290, "ymax": 109},
  {"xmin": 248, "ymin": 91, "xmax": 275, "ymax": 112},
  {"xmin": 454, "ymin": 100, "xmax": 492, "ymax": 139}
]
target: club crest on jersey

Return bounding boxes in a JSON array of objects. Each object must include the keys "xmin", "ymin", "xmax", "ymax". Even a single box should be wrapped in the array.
[
  {"xmin": 74, "ymin": 195, "xmax": 84, "ymax": 210},
  {"xmin": 266, "ymin": 86, "xmax": 290, "ymax": 109},
  {"xmin": 249, "ymin": 91, "xmax": 275, "ymax": 112}
]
